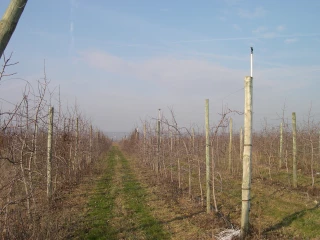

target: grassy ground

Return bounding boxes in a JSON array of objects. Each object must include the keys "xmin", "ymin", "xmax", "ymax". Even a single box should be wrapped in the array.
[
  {"xmin": 215, "ymin": 174, "xmax": 320, "ymax": 239},
  {"xmin": 66, "ymin": 146, "xmax": 320, "ymax": 239},
  {"xmin": 125, "ymin": 155, "xmax": 320, "ymax": 239},
  {"xmin": 69, "ymin": 146, "xmax": 220, "ymax": 239},
  {"xmin": 72, "ymin": 146, "xmax": 170, "ymax": 239}
]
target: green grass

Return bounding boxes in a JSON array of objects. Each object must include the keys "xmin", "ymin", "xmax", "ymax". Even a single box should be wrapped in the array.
[
  {"xmin": 74, "ymin": 148, "xmax": 320, "ymax": 239},
  {"xmin": 76, "ymin": 147, "xmax": 118, "ymax": 240},
  {"xmin": 263, "ymin": 202, "xmax": 320, "ymax": 239},
  {"xmin": 74, "ymin": 146, "xmax": 169, "ymax": 240},
  {"xmin": 209, "ymin": 168, "xmax": 320, "ymax": 238},
  {"xmin": 118, "ymin": 150, "xmax": 170, "ymax": 240}
]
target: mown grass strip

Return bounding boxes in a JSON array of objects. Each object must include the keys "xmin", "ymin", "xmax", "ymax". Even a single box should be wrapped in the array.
[
  {"xmin": 117, "ymin": 149, "xmax": 170, "ymax": 240},
  {"xmin": 76, "ymin": 147, "xmax": 118, "ymax": 240}
]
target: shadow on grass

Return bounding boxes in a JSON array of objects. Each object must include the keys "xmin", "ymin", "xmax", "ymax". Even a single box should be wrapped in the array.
[
  {"xmin": 263, "ymin": 203, "xmax": 320, "ymax": 234},
  {"xmin": 117, "ymin": 210, "xmax": 204, "ymax": 235}
]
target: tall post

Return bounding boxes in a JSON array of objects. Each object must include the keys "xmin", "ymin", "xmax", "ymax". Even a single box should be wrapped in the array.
[
  {"xmin": 205, "ymin": 99, "xmax": 211, "ymax": 213},
  {"xmin": 69, "ymin": 119, "xmax": 73, "ymax": 172},
  {"xmin": 240, "ymin": 127, "xmax": 243, "ymax": 160},
  {"xmin": 89, "ymin": 125, "xmax": 92, "ymax": 163},
  {"xmin": 240, "ymin": 76, "xmax": 253, "ymax": 239},
  {"xmin": 157, "ymin": 109, "xmax": 161, "ymax": 174},
  {"xmin": 318, "ymin": 130, "xmax": 320, "ymax": 157},
  {"xmin": 279, "ymin": 122, "xmax": 283, "ymax": 169},
  {"xmin": 143, "ymin": 123, "xmax": 146, "ymax": 162},
  {"xmin": 292, "ymin": 112, "xmax": 297, "ymax": 188},
  {"xmin": 170, "ymin": 130, "xmax": 173, "ymax": 152},
  {"xmin": 192, "ymin": 128, "xmax": 195, "ymax": 152},
  {"xmin": 0, "ymin": 0, "xmax": 28, "ymax": 58},
  {"xmin": 170, "ymin": 130, "xmax": 173, "ymax": 182},
  {"xmin": 74, "ymin": 118, "xmax": 79, "ymax": 171},
  {"xmin": 47, "ymin": 107, "xmax": 54, "ymax": 202},
  {"xmin": 228, "ymin": 118, "xmax": 233, "ymax": 173}
]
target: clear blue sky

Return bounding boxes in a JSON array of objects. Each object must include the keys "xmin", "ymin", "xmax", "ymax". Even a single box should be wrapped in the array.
[{"xmin": 1, "ymin": 0, "xmax": 320, "ymax": 132}]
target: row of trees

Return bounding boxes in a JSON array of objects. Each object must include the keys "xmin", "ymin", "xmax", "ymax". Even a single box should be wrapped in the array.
[
  {"xmin": 0, "ymin": 63, "xmax": 112, "ymax": 239},
  {"xmin": 120, "ymin": 104, "xmax": 320, "ymax": 237},
  {"xmin": 0, "ymin": 2, "xmax": 114, "ymax": 238}
]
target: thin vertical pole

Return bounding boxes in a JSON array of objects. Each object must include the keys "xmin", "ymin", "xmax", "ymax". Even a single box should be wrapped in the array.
[
  {"xmin": 240, "ymin": 127, "xmax": 243, "ymax": 160},
  {"xmin": 228, "ymin": 118, "xmax": 233, "ymax": 173},
  {"xmin": 74, "ymin": 118, "xmax": 79, "ymax": 171},
  {"xmin": 205, "ymin": 99, "xmax": 210, "ymax": 213},
  {"xmin": 279, "ymin": 122, "xmax": 283, "ymax": 168},
  {"xmin": 143, "ymin": 123, "xmax": 146, "ymax": 162},
  {"xmin": 170, "ymin": 130, "xmax": 173, "ymax": 182},
  {"xmin": 89, "ymin": 125, "xmax": 92, "ymax": 163},
  {"xmin": 318, "ymin": 130, "xmax": 320, "ymax": 157},
  {"xmin": 157, "ymin": 109, "xmax": 161, "ymax": 174},
  {"xmin": 250, "ymin": 47, "xmax": 253, "ymax": 77},
  {"xmin": 240, "ymin": 76, "xmax": 253, "ymax": 239},
  {"xmin": 192, "ymin": 128, "xmax": 195, "ymax": 153},
  {"xmin": 292, "ymin": 112, "xmax": 297, "ymax": 188},
  {"xmin": 170, "ymin": 130, "xmax": 173, "ymax": 152},
  {"xmin": 47, "ymin": 107, "xmax": 54, "ymax": 202},
  {"xmin": 178, "ymin": 158, "xmax": 181, "ymax": 188}
]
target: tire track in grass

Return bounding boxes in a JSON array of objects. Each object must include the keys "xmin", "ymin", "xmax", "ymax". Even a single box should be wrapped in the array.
[
  {"xmin": 75, "ymin": 146, "xmax": 169, "ymax": 239},
  {"xmin": 76, "ymin": 147, "xmax": 118, "ymax": 240},
  {"xmin": 117, "ymin": 148, "xmax": 170, "ymax": 240},
  {"xmin": 110, "ymin": 154, "xmax": 146, "ymax": 239}
]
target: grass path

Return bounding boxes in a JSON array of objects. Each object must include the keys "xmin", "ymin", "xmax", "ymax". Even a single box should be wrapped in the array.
[
  {"xmin": 74, "ymin": 146, "xmax": 170, "ymax": 240},
  {"xmin": 68, "ymin": 146, "xmax": 320, "ymax": 239}
]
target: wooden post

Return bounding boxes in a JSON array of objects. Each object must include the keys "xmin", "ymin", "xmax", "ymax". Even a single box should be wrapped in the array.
[
  {"xmin": 228, "ymin": 118, "xmax": 233, "ymax": 173},
  {"xmin": 318, "ymin": 130, "xmax": 320, "ymax": 157},
  {"xmin": 241, "ymin": 76, "xmax": 253, "ymax": 239},
  {"xmin": 143, "ymin": 123, "xmax": 146, "ymax": 162},
  {"xmin": 178, "ymin": 158, "xmax": 181, "ymax": 188},
  {"xmin": 69, "ymin": 119, "xmax": 73, "ymax": 173},
  {"xmin": 170, "ymin": 130, "xmax": 173, "ymax": 152},
  {"xmin": 74, "ymin": 118, "xmax": 79, "ymax": 171},
  {"xmin": 0, "ymin": 0, "xmax": 28, "ymax": 58},
  {"xmin": 170, "ymin": 130, "xmax": 173, "ymax": 182},
  {"xmin": 89, "ymin": 125, "xmax": 92, "ymax": 163},
  {"xmin": 292, "ymin": 112, "xmax": 297, "ymax": 188},
  {"xmin": 279, "ymin": 122, "xmax": 283, "ymax": 169},
  {"xmin": 157, "ymin": 109, "xmax": 161, "ymax": 174},
  {"xmin": 47, "ymin": 107, "xmax": 54, "ymax": 201},
  {"xmin": 135, "ymin": 128, "xmax": 139, "ymax": 140},
  {"xmin": 192, "ymin": 128, "xmax": 195, "ymax": 153},
  {"xmin": 205, "ymin": 99, "xmax": 210, "ymax": 213},
  {"xmin": 240, "ymin": 127, "xmax": 243, "ymax": 160}
]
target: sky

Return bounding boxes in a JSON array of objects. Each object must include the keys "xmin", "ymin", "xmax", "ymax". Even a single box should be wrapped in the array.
[{"xmin": 0, "ymin": 0, "xmax": 320, "ymax": 133}]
